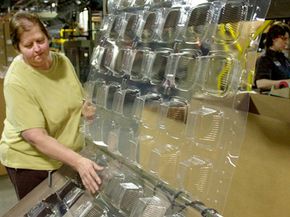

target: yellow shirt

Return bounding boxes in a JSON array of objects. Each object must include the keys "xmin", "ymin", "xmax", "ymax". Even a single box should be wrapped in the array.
[{"xmin": 0, "ymin": 52, "xmax": 84, "ymax": 170}]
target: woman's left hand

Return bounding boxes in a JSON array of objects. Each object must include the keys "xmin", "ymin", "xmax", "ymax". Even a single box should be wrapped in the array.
[{"xmin": 75, "ymin": 156, "xmax": 103, "ymax": 194}]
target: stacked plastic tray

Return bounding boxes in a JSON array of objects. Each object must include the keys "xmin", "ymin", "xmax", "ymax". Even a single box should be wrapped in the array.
[{"xmin": 82, "ymin": 0, "xmax": 271, "ymax": 215}]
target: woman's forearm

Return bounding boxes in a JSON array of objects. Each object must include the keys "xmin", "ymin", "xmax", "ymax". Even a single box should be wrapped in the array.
[
  {"xmin": 21, "ymin": 128, "xmax": 102, "ymax": 193},
  {"xmin": 256, "ymin": 79, "xmax": 281, "ymax": 89}
]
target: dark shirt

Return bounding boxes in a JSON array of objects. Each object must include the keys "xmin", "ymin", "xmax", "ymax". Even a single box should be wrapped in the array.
[{"xmin": 254, "ymin": 49, "xmax": 290, "ymax": 87}]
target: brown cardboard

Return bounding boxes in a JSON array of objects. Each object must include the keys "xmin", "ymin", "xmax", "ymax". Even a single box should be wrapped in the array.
[
  {"xmin": 0, "ymin": 78, "xmax": 6, "ymax": 175},
  {"xmin": 249, "ymin": 93, "xmax": 290, "ymax": 122},
  {"xmin": 0, "ymin": 55, "xmax": 7, "ymax": 66},
  {"xmin": 3, "ymin": 22, "xmax": 10, "ymax": 44},
  {"xmin": 0, "ymin": 21, "xmax": 5, "ymax": 178},
  {"xmin": 1, "ymin": 20, "xmax": 18, "ymax": 67},
  {"xmin": 5, "ymin": 45, "xmax": 17, "ymax": 66},
  {"xmin": 0, "ymin": 36, "xmax": 5, "ymax": 48},
  {"xmin": 0, "ymin": 78, "xmax": 5, "ymax": 137},
  {"xmin": 0, "ymin": 163, "xmax": 6, "ymax": 175},
  {"xmin": 224, "ymin": 112, "xmax": 290, "ymax": 217},
  {"xmin": 0, "ymin": 23, "xmax": 7, "ymax": 66},
  {"xmin": 223, "ymin": 93, "xmax": 290, "ymax": 217},
  {"xmin": 5, "ymin": 45, "xmax": 18, "ymax": 58}
]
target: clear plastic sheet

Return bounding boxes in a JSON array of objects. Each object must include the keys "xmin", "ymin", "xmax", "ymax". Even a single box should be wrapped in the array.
[{"xmin": 82, "ymin": 0, "xmax": 272, "ymax": 216}]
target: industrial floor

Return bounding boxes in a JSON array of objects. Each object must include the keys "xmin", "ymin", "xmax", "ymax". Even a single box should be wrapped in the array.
[{"xmin": 0, "ymin": 175, "xmax": 17, "ymax": 216}]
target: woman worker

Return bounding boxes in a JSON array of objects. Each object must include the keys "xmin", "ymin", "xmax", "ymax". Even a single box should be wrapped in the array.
[
  {"xmin": 254, "ymin": 23, "xmax": 290, "ymax": 90},
  {"xmin": 0, "ymin": 11, "xmax": 102, "ymax": 200}
]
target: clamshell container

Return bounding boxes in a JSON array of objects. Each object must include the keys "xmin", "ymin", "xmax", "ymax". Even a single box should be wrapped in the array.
[
  {"xmin": 177, "ymin": 156, "xmax": 213, "ymax": 200},
  {"xmin": 193, "ymin": 52, "xmax": 240, "ymax": 98},
  {"xmin": 129, "ymin": 195, "xmax": 170, "ymax": 217},
  {"xmin": 137, "ymin": 10, "xmax": 163, "ymax": 43},
  {"xmin": 185, "ymin": 105, "xmax": 225, "ymax": 150},
  {"xmin": 149, "ymin": 48, "xmax": 172, "ymax": 85},
  {"xmin": 213, "ymin": 0, "xmax": 249, "ymax": 44},
  {"xmin": 180, "ymin": 2, "xmax": 222, "ymax": 44}
]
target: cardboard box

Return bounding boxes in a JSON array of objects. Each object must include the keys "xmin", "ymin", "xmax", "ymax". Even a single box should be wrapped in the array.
[
  {"xmin": 0, "ymin": 78, "xmax": 5, "ymax": 136},
  {"xmin": 0, "ymin": 164, "xmax": 6, "ymax": 175},
  {"xmin": 5, "ymin": 45, "xmax": 18, "ymax": 65},
  {"xmin": 0, "ymin": 78, "xmax": 6, "ymax": 175},
  {"xmin": 224, "ymin": 93, "xmax": 290, "ymax": 217},
  {"xmin": 3, "ymin": 22, "xmax": 10, "ymax": 43},
  {"xmin": 248, "ymin": 93, "xmax": 290, "ymax": 122}
]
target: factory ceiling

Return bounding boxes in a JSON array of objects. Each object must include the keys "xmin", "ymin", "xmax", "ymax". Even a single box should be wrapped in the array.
[
  {"xmin": 1, "ymin": 0, "xmax": 290, "ymax": 20},
  {"xmin": 0, "ymin": 0, "xmax": 102, "ymax": 14}
]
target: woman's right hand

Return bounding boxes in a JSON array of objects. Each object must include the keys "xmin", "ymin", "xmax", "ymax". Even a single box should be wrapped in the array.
[{"xmin": 82, "ymin": 100, "xmax": 96, "ymax": 121}]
